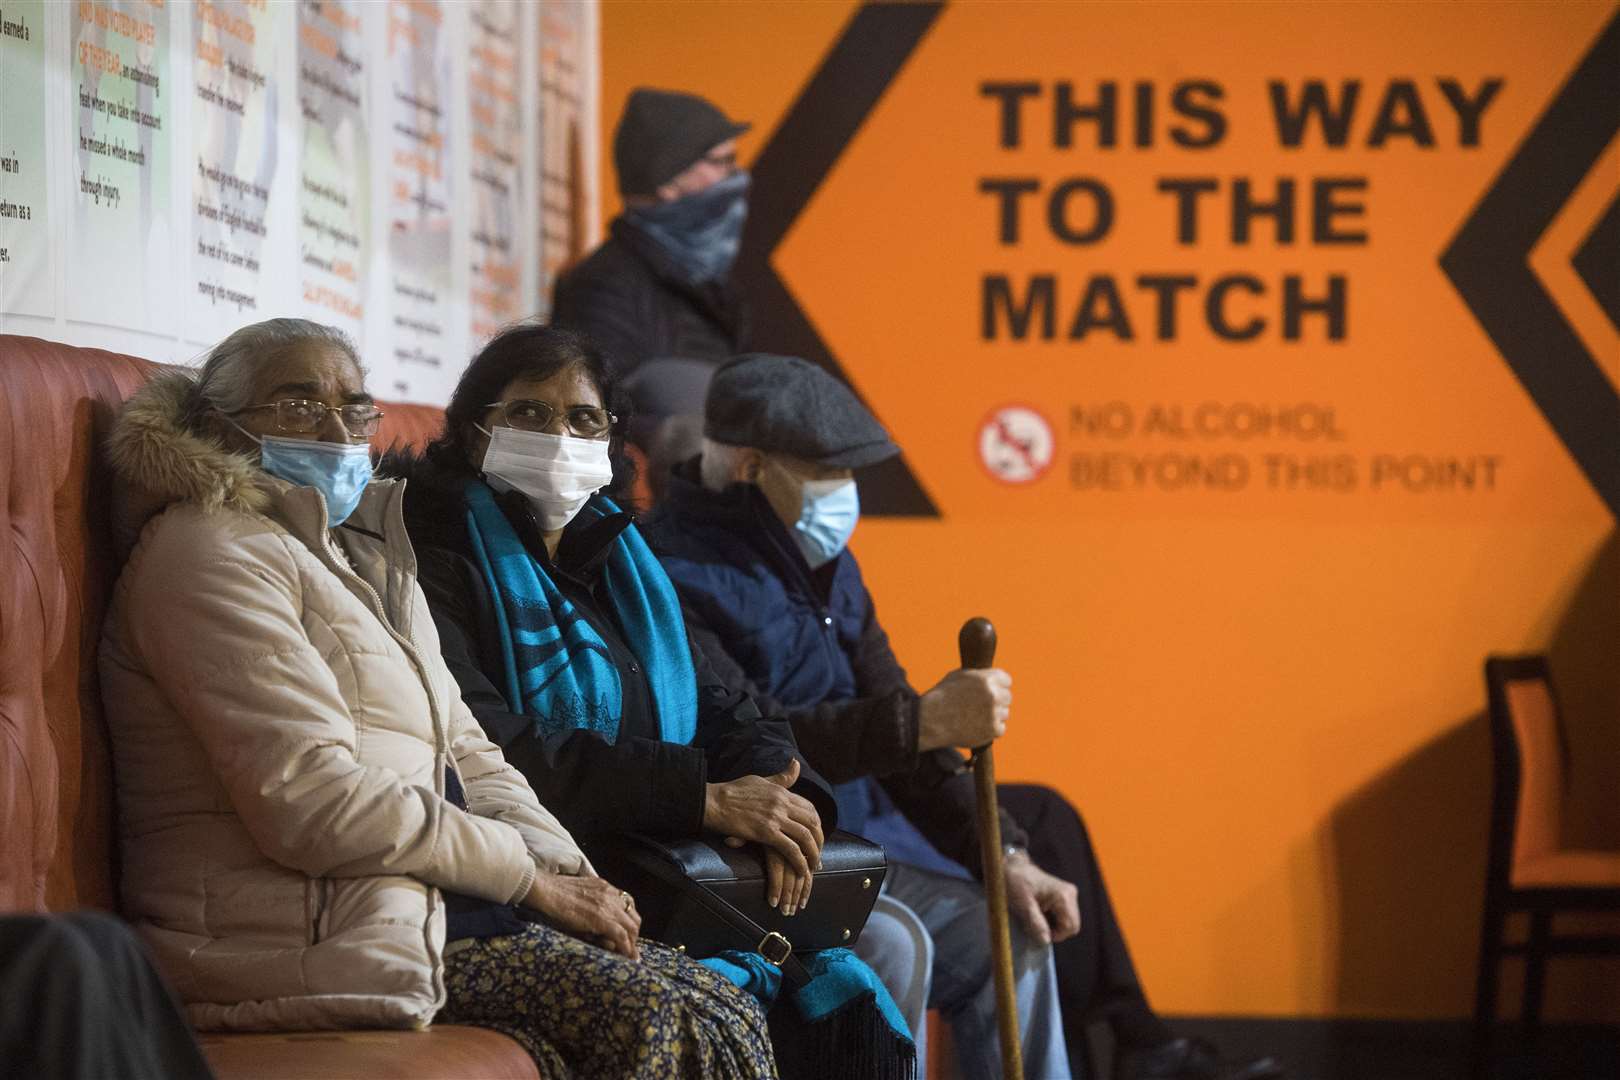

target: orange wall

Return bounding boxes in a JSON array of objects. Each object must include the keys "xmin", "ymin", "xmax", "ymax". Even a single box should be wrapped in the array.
[{"xmin": 600, "ymin": 0, "xmax": 1620, "ymax": 1019}]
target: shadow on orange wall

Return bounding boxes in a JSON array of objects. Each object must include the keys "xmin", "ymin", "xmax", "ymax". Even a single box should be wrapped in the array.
[
  {"xmin": 1329, "ymin": 712, "xmax": 1492, "ymax": 1020},
  {"xmin": 1548, "ymin": 531, "xmax": 1620, "ymax": 850},
  {"xmin": 1328, "ymin": 530, "xmax": 1619, "ymax": 1026}
]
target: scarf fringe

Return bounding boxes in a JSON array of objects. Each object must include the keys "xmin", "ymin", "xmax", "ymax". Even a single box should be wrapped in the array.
[{"xmin": 767, "ymin": 990, "xmax": 916, "ymax": 1080}]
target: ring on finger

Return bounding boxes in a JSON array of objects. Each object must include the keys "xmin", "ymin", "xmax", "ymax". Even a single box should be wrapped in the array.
[{"xmin": 620, "ymin": 890, "xmax": 635, "ymax": 913}]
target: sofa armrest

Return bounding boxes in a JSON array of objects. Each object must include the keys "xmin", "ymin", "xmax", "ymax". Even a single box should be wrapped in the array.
[{"xmin": 197, "ymin": 1026, "xmax": 539, "ymax": 1080}]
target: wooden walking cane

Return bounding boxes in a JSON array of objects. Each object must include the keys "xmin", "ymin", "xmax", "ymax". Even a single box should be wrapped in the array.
[{"xmin": 960, "ymin": 617, "xmax": 1024, "ymax": 1080}]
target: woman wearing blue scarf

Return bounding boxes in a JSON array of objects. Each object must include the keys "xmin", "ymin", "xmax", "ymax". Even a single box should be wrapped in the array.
[{"xmin": 390, "ymin": 324, "xmax": 914, "ymax": 1079}]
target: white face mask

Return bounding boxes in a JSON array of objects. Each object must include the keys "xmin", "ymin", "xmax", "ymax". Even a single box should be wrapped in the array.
[{"xmin": 478, "ymin": 425, "xmax": 614, "ymax": 531}]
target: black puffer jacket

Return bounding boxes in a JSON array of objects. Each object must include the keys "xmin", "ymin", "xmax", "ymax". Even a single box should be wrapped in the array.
[
  {"xmin": 551, "ymin": 216, "xmax": 748, "ymax": 374},
  {"xmin": 386, "ymin": 453, "xmax": 835, "ymax": 845}
]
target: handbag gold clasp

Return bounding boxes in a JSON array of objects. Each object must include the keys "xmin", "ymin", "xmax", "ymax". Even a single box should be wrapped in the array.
[{"xmin": 758, "ymin": 931, "xmax": 793, "ymax": 966}]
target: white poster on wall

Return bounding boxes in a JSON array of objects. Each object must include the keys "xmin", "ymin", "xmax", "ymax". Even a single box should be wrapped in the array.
[
  {"xmin": 297, "ymin": 0, "xmax": 368, "ymax": 346},
  {"xmin": 467, "ymin": 0, "xmax": 522, "ymax": 346},
  {"xmin": 0, "ymin": 0, "xmax": 52, "ymax": 317},
  {"xmin": 538, "ymin": 0, "xmax": 592, "ymax": 317},
  {"xmin": 384, "ymin": 0, "xmax": 454, "ymax": 401},
  {"xmin": 66, "ymin": 0, "xmax": 173, "ymax": 332},
  {"xmin": 188, "ymin": 0, "xmax": 283, "ymax": 341},
  {"xmin": 3, "ymin": 0, "xmax": 583, "ymax": 398}
]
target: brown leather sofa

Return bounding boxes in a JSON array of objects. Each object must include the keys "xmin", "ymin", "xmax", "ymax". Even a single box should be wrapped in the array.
[{"xmin": 0, "ymin": 334, "xmax": 538, "ymax": 1079}]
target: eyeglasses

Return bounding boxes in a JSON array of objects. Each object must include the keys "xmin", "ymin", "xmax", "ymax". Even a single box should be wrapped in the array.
[
  {"xmin": 485, "ymin": 399, "xmax": 617, "ymax": 439},
  {"xmin": 232, "ymin": 399, "xmax": 384, "ymax": 437}
]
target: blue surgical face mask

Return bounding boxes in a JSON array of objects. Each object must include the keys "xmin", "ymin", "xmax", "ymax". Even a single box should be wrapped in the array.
[
  {"xmin": 248, "ymin": 431, "xmax": 373, "ymax": 527},
  {"xmin": 625, "ymin": 170, "xmax": 751, "ymax": 285},
  {"xmin": 789, "ymin": 475, "xmax": 860, "ymax": 569}
]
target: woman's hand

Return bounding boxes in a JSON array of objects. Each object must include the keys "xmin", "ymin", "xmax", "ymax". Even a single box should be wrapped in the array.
[
  {"xmin": 706, "ymin": 759, "xmax": 824, "ymax": 913},
  {"xmin": 522, "ymin": 872, "xmax": 641, "ymax": 960}
]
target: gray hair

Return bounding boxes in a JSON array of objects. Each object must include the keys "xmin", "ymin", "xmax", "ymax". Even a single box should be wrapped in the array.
[
  {"xmin": 700, "ymin": 437, "xmax": 749, "ymax": 492},
  {"xmin": 182, "ymin": 318, "xmax": 362, "ymax": 432}
]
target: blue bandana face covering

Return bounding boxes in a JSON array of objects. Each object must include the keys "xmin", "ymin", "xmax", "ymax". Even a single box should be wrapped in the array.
[
  {"xmin": 256, "ymin": 435, "xmax": 373, "ymax": 527},
  {"xmin": 791, "ymin": 476, "xmax": 860, "ymax": 569},
  {"xmin": 625, "ymin": 170, "xmax": 751, "ymax": 285}
]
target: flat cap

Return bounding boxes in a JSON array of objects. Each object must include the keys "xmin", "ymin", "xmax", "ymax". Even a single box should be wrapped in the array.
[
  {"xmin": 614, "ymin": 87, "xmax": 750, "ymax": 197},
  {"xmin": 705, "ymin": 354, "xmax": 900, "ymax": 468}
]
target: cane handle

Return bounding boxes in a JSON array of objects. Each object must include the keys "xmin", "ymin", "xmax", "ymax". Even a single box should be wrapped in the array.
[{"xmin": 959, "ymin": 616, "xmax": 997, "ymax": 671}]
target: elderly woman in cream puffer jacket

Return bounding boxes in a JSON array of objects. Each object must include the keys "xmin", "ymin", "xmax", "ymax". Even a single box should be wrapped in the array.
[{"xmin": 98, "ymin": 319, "xmax": 776, "ymax": 1077}]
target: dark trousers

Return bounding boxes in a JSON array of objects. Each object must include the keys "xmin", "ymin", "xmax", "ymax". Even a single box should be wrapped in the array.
[
  {"xmin": 1000, "ymin": 784, "xmax": 1165, "ymax": 1077},
  {"xmin": 0, "ymin": 911, "xmax": 215, "ymax": 1080}
]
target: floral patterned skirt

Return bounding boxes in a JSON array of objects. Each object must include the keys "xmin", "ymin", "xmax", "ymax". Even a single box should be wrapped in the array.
[{"xmin": 438, "ymin": 924, "xmax": 778, "ymax": 1079}]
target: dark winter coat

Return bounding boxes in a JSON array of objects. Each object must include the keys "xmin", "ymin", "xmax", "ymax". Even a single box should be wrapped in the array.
[
  {"xmin": 550, "ymin": 216, "xmax": 748, "ymax": 374},
  {"xmin": 389, "ymin": 454, "xmax": 835, "ymax": 845},
  {"xmin": 641, "ymin": 459, "xmax": 1028, "ymax": 878}
]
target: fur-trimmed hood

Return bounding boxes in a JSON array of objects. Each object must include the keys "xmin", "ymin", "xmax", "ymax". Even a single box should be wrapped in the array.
[{"xmin": 107, "ymin": 370, "xmax": 268, "ymax": 553}]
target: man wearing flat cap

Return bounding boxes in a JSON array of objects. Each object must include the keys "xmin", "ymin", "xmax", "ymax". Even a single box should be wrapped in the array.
[
  {"xmin": 643, "ymin": 355, "xmax": 1285, "ymax": 1080},
  {"xmin": 551, "ymin": 87, "xmax": 752, "ymax": 374}
]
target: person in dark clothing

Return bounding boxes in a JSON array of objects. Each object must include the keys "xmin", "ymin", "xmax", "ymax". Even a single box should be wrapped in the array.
[
  {"xmin": 386, "ymin": 324, "xmax": 915, "ymax": 1080},
  {"xmin": 551, "ymin": 88, "xmax": 751, "ymax": 375},
  {"xmin": 0, "ymin": 912, "xmax": 216, "ymax": 1080},
  {"xmin": 641, "ymin": 353, "xmax": 1285, "ymax": 1080}
]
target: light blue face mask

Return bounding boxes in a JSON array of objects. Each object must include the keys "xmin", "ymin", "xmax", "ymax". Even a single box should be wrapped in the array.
[
  {"xmin": 625, "ymin": 170, "xmax": 751, "ymax": 285},
  {"xmin": 791, "ymin": 476, "xmax": 860, "ymax": 569},
  {"xmin": 255, "ymin": 434, "xmax": 373, "ymax": 527}
]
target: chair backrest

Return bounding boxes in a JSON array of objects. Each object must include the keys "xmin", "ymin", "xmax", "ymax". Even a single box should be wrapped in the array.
[
  {"xmin": 1, "ymin": 335, "xmax": 155, "ymax": 913},
  {"xmin": 0, "ymin": 333, "xmax": 444, "ymax": 915},
  {"xmin": 1483, "ymin": 655, "xmax": 1568, "ymax": 885},
  {"xmin": 376, "ymin": 402, "xmax": 450, "ymax": 455}
]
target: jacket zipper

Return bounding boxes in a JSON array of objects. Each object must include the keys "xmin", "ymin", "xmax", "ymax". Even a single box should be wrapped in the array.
[
  {"xmin": 753, "ymin": 501, "xmax": 843, "ymax": 671},
  {"xmin": 249, "ymin": 503, "xmax": 449, "ymax": 1011},
  {"xmin": 315, "ymin": 527, "xmax": 451, "ymax": 994},
  {"xmin": 317, "ymin": 529, "xmax": 449, "ymax": 760}
]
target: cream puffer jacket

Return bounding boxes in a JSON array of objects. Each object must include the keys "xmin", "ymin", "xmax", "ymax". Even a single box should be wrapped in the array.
[{"xmin": 99, "ymin": 372, "xmax": 589, "ymax": 1032}]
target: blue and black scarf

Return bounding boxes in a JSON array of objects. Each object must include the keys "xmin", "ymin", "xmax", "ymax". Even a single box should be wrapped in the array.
[
  {"xmin": 462, "ymin": 483, "xmax": 914, "ymax": 1075},
  {"xmin": 463, "ymin": 482, "xmax": 696, "ymax": 746}
]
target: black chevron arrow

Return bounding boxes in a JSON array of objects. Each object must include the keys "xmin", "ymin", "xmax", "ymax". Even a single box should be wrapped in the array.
[
  {"xmin": 737, "ymin": 2, "xmax": 946, "ymax": 517},
  {"xmin": 1441, "ymin": 12, "xmax": 1620, "ymax": 519},
  {"xmin": 1572, "ymin": 193, "xmax": 1619, "ymax": 332}
]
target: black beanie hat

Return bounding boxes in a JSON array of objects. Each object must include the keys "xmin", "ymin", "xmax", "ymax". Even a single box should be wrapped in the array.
[{"xmin": 613, "ymin": 87, "xmax": 750, "ymax": 197}]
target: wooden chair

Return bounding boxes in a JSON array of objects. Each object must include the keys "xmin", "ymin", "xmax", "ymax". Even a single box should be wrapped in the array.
[{"xmin": 1473, "ymin": 655, "xmax": 1620, "ymax": 1073}]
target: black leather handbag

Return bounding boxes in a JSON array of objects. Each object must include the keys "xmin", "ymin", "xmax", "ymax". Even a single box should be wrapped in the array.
[{"xmin": 594, "ymin": 830, "xmax": 887, "ymax": 987}]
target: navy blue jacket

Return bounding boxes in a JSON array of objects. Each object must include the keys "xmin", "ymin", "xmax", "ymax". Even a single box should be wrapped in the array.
[{"xmin": 642, "ymin": 459, "xmax": 1027, "ymax": 877}]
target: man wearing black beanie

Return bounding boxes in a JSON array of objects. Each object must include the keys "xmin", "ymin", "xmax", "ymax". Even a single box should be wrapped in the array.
[{"xmin": 551, "ymin": 87, "xmax": 753, "ymax": 376}]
